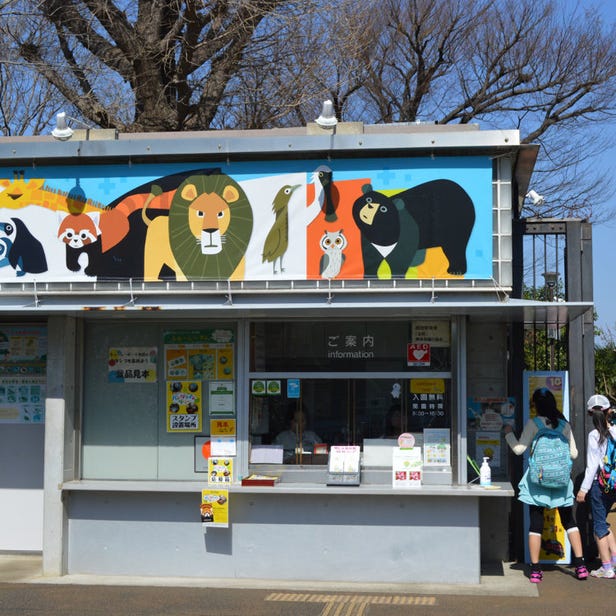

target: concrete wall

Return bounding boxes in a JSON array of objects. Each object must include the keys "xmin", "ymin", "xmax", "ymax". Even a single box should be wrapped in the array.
[
  {"xmin": 467, "ymin": 320, "xmax": 512, "ymax": 563},
  {"xmin": 67, "ymin": 491, "xmax": 481, "ymax": 584},
  {"xmin": 0, "ymin": 424, "xmax": 44, "ymax": 551}
]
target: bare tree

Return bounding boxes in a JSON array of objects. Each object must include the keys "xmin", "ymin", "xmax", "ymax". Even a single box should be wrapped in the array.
[
  {"xmin": 1, "ymin": 0, "xmax": 616, "ymax": 219},
  {"xmin": 0, "ymin": 2, "xmax": 65, "ymax": 136},
  {"xmin": 198, "ymin": 0, "xmax": 379, "ymax": 129},
  {"xmin": 1, "ymin": 0, "xmax": 315, "ymax": 131},
  {"xmin": 0, "ymin": 60, "xmax": 63, "ymax": 136},
  {"xmin": 353, "ymin": 0, "xmax": 616, "ymax": 219}
]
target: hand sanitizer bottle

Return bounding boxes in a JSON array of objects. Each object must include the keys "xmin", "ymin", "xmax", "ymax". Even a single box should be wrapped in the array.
[{"xmin": 480, "ymin": 457, "xmax": 491, "ymax": 487}]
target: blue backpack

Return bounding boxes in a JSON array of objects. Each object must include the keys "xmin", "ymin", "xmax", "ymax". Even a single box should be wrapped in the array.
[
  {"xmin": 598, "ymin": 435, "xmax": 616, "ymax": 494},
  {"xmin": 528, "ymin": 417, "xmax": 572, "ymax": 489}
]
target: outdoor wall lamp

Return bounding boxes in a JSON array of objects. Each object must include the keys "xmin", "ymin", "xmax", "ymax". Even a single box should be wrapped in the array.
[
  {"xmin": 315, "ymin": 100, "xmax": 338, "ymax": 128},
  {"xmin": 51, "ymin": 112, "xmax": 93, "ymax": 141},
  {"xmin": 542, "ymin": 271, "xmax": 559, "ymax": 292},
  {"xmin": 543, "ymin": 271, "xmax": 560, "ymax": 347}
]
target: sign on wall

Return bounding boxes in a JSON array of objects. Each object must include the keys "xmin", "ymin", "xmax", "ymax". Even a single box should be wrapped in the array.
[
  {"xmin": 163, "ymin": 329, "xmax": 235, "ymax": 433},
  {"xmin": 0, "ymin": 158, "xmax": 492, "ymax": 283},
  {"xmin": 163, "ymin": 329, "xmax": 234, "ymax": 380},
  {"xmin": 108, "ymin": 347, "xmax": 157, "ymax": 383},
  {"xmin": 166, "ymin": 380, "xmax": 202, "ymax": 433},
  {"xmin": 407, "ymin": 343, "xmax": 430, "ymax": 367},
  {"xmin": 200, "ymin": 489, "xmax": 229, "ymax": 528},
  {"xmin": 0, "ymin": 325, "xmax": 47, "ymax": 423}
]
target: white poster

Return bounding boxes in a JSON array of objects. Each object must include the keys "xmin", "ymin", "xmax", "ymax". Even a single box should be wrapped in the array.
[
  {"xmin": 208, "ymin": 381, "xmax": 235, "ymax": 415},
  {"xmin": 108, "ymin": 347, "xmax": 157, "ymax": 383},
  {"xmin": 392, "ymin": 447, "xmax": 423, "ymax": 488},
  {"xmin": 423, "ymin": 428, "xmax": 451, "ymax": 466}
]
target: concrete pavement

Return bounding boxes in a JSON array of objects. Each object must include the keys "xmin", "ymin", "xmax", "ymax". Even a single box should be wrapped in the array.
[
  {"xmin": 2, "ymin": 553, "xmax": 616, "ymax": 616},
  {"xmin": 1, "ymin": 553, "xmax": 535, "ymax": 596}
]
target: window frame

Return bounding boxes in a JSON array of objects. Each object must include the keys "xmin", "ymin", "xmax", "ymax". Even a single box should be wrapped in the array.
[{"xmin": 248, "ymin": 316, "xmax": 456, "ymax": 483}]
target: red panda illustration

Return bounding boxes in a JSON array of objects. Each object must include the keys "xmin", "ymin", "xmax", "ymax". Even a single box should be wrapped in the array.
[{"xmin": 57, "ymin": 213, "xmax": 98, "ymax": 249}]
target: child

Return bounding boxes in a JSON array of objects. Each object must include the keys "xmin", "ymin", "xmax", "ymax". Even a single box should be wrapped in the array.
[
  {"xmin": 575, "ymin": 394, "xmax": 616, "ymax": 578},
  {"xmin": 504, "ymin": 387, "xmax": 588, "ymax": 582}
]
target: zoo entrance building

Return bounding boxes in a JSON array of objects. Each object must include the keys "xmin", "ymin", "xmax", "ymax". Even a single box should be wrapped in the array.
[{"xmin": 0, "ymin": 120, "xmax": 594, "ymax": 584}]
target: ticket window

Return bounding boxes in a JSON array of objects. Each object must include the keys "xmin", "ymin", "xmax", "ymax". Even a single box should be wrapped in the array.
[
  {"xmin": 249, "ymin": 378, "xmax": 452, "ymax": 465},
  {"xmin": 249, "ymin": 320, "xmax": 452, "ymax": 467}
]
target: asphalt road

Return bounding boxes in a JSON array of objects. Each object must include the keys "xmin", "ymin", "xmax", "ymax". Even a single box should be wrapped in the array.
[{"xmin": 1, "ymin": 558, "xmax": 615, "ymax": 616}]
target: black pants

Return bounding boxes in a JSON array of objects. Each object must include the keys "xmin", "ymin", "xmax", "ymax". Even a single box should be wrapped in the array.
[{"xmin": 528, "ymin": 504, "xmax": 577, "ymax": 534}]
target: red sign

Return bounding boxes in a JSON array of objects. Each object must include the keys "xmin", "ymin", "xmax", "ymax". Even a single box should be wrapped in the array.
[{"xmin": 407, "ymin": 343, "xmax": 430, "ymax": 367}]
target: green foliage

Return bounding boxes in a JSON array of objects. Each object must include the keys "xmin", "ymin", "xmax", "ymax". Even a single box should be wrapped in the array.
[
  {"xmin": 522, "ymin": 282, "xmax": 567, "ymax": 371},
  {"xmin": 523, "ymin": 327, "xmax": 568, "ymax": 371},
  {"xmin": 595, "ymin": 325, "xmax": 616, "ymax": 403}
]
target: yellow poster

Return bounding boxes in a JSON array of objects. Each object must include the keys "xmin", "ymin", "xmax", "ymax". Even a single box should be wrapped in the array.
[
  {"xmin": 208, "ymin": 457, "xmax": 233, "ymax": 485},
  {"xmin": 211, "ymin": 418, "xmax": 236, "ymax": 436},
  {"xmin": 526, "ymin": 374, "xmax": 565, "ymax": 419},
  {"xmin": 165, "ymin": 345, "xmax": 230, "ymax": 380},
  {"xmin": 201, "ymin": 489, "xmax": 229, "ymax": 528},
  {"xmin": 410, "ymin": 378, "xmax": 445, "ymax": 394},
  {"xmin": 108, "ymin": 347, "xmax": 157, "ymax": 383},
  {"xmin": 166, "ymin": 380, "xmax": 202, "ymax": 433},
  {"xmin": 216, "ymin": 347, "xmax": 234, "ymax": 379},
  {"xmin": 539, "ymin": 508, "xmax": 567, "ymax": 563}
]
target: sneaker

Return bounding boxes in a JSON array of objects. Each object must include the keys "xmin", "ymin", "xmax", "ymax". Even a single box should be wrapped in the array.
[
  {"xmin": 590, "ymin": 566, "xmax": 615, "ymax": 579},
  {"xmin": 530, "ymin": 570, "xmax": 543, "ymax": 583},
  {"xmin": 575, "ymin": 565, "xmax": 589, "ymax": 580}
]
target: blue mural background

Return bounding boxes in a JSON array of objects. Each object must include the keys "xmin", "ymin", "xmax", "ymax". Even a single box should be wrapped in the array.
[{"xmin": 0, "ymin": 156, "xmax": 493, "ymax": 282}]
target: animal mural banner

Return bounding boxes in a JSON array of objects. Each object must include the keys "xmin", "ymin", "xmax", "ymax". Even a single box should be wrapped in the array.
[{"xmin": 0, "ymin": 158, "xmax": 492, "ymax": 283}]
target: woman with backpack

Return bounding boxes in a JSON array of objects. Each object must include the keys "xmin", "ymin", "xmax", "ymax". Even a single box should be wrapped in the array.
[
  {"xmin": 504, "ymin": 387, "xmax": 588, "ymax": 582},
  {"xmin": 575, "ymin": 394, "xmax": 616, "ymax": 578}
]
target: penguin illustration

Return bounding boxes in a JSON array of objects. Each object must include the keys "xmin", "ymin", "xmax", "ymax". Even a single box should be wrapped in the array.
[
  {"xmin": 0, "ymin": 236, "xmax": 12, "ymax": 269},
  {"xmin": 0, "ymin": 218, "xmax": 48, "ymax": 276}
]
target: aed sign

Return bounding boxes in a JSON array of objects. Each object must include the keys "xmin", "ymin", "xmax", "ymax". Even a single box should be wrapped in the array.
[{"xmin": 407, "ymin": 343, "xmax": 430, "ymax": 367}]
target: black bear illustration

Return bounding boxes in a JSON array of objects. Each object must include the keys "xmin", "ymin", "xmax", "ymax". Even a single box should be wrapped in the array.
[{"xmin": 352, "ymin": 179, "xmax": 476, "ymax": 277}]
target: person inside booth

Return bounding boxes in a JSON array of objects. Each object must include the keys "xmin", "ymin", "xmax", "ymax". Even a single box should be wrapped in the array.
[
  {"xmin": 274, "ymin": 408, "xmax": 322, "ymax": 463},
  {"xmin": 381, "ymin": 403, "xmax": 403, "ymax": 438}
]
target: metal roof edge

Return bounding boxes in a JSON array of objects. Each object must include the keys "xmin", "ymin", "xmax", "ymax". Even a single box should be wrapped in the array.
[
  {"xmin": 0, "ymin": 290, "xmax": 592, "ymax": 323},
  {"xmin": 0, "ymin": 127, "xmax": 522, "ymax": 164}
]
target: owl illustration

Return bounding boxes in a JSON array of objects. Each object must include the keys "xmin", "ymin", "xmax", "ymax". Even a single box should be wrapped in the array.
[{"xmin": 319, "ymin": 230, "xmax": 347, "ymax": 279}]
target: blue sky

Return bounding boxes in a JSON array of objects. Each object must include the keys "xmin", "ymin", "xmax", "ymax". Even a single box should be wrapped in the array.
[
  {"xmin": 590, "ymin": 1, "xmax": 616, "ymax": 335},
  {"xmin": 570, "ymin": 2, "xmax": 615, "ymax": 336}
]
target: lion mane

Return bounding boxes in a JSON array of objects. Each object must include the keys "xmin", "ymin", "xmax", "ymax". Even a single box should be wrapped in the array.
[{"xmin": 168, "ymin": 173, "xmax": 253, "ymax": 280}]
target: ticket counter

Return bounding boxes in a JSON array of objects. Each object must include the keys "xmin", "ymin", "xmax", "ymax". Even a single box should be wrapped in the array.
[
  {"xmin": 61, "ymin": 479, "xmax": 512, "ymax": 584},
  {"xmin": 48, "ymin": 310, "xmax": 518, "ymax": 584}
]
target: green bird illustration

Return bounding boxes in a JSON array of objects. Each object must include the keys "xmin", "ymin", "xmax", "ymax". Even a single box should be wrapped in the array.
[{"xmin": 262, "ymin": 184, "xmax": 301, "ymax": 274}]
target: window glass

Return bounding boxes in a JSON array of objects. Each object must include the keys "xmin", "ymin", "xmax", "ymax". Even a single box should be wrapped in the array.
[
  {"xmin": 251, "ymin": 321, "xmax": 451, "ymax": 372},
  {"xmin": 250, "ymin": 352, "xmax": 452, "ymax": 465},
  {"xmin": 82, "ymin": 321, "xmax": 236, "ymax": 480},
  {"xmin": 249, "ymin": 319, "xmax": 452, "ymax": 467},
  {"xmin": 249, "ymin": 378, "xmax": 451, "ymax": 465}
]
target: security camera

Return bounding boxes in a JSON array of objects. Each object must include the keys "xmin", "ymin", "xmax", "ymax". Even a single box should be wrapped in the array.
[{"xmin": 526, "ymin": 190, "xmax": 545, "ymax": 206}]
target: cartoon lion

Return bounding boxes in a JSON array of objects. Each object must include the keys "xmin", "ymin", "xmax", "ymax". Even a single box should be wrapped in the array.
[{"xmin": 143, "ymin": 172, "xmax": 253, "ymax": 281}]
